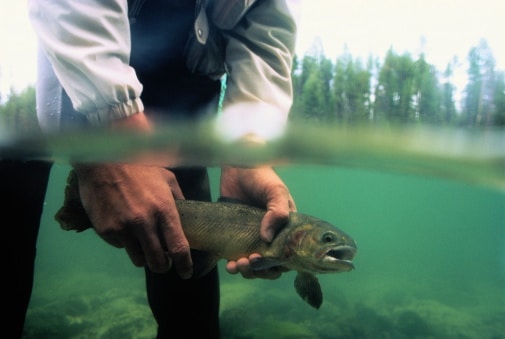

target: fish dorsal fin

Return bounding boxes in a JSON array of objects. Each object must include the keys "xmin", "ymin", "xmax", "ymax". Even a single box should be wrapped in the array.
[
  {"xmin": 294, "ymin": 271, "xmax": 323, "ymax": 309},
  {"xmin": 191, "ymin": 249, "xmax": 220, "ymax": 279},
  {"xmin": 249, "ymin": 256, "xmax": 287, "ymax": 270}
]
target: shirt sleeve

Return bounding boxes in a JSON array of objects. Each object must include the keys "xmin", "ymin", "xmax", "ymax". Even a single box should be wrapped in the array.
[
  {"xmin": 215, "ymin": 0, "xmax": 299, "ymax": 142},
  {"xmin": 28, "ymin": 0, "xmax": 144, "ymax": 125}
]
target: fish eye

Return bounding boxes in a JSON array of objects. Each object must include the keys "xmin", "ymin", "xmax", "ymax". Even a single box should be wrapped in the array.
[{"xmin": 321, "ymin": 232, "xmax": 336, "ymax": 243}]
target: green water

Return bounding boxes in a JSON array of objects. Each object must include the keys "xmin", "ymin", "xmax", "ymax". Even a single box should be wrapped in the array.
[{"xmin": 23, "ymin": 163, "xmax": 504, "ymax": 339}]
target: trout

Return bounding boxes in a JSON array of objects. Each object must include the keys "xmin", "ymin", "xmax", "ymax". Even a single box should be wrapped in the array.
[{"xmin": 56, "ymin": 170, "xmax": 357, "ymax": 309}]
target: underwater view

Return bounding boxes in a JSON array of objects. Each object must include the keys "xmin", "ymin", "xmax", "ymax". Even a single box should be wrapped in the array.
[
  {"xmin": 1, "ymin": 1, "xmax": 503, "ymax": 338},
  {"xmin": 23, "ymin": 158, "xmax": 504, "ymax": 338}
]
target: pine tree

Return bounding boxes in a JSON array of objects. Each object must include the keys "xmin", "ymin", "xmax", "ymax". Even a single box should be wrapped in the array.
[
  {"xmin": 492, "ymin": 71, "xmax": 505, "ymax": 126},
  {"xmin": 300, "ymin": 63, "xmax": 327, "ymax": 123},
  {"xmin": 463, "ymin": 39, "xmax": 496, "ymax": 126},
  {"xmin": 0, "ymin": 86, "xmax": 38, "ymax": 134},
  {"xmin": 440, "ymin": 62, "xmax": 457, "ymax": 124},
  {"xmin": 332, "ymin": 50, "xmax": 371, "ymax": 124},
  {"xmin": 374, "ymin": 49, "xmax": 416, "ymax": 123},
  {"xmin": 413, "ymin": 54, "xmax": 442, "ymax": 123}
]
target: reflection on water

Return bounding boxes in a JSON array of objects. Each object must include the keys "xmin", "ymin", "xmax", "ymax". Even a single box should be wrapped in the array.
[
  {"xmin": 2, "ymin": 122, "xmax": 505, "ymax": 191},
  {"xmin": 23, "ymin": 160, "xmax": 504, "ymax": 338}
]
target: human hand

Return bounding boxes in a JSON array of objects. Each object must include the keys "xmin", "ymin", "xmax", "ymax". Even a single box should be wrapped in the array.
[
  {"xmin": 225, "ymin": 253, "xmax": 290, "ymax": 280},
  {"xmin": 220, "ymin": 166, "xmax": 296, "ymax": 279},
  {"xmin": 73, "ymin": 163, "xmax": 193, "ymax": 278}
]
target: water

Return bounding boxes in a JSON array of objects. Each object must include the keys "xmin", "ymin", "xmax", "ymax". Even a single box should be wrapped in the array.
[
  {"xmin": 3, "ymin": 123, "xmax": 504, "ymax": 191},
  {"xmin": 23, "ymin": 160, "xmax": 504, "ymax": 338}
]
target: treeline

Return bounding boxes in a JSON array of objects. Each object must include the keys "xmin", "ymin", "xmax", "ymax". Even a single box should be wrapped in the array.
[
  {"xmin": 290, "ymin": 39, "xmax": 505, "ymax": 127},
  {"xmin": 0, "ymin": 86, "xmax": 39, "ymax": 134},
  {"xmin": 2, "ymin": 38, "xmax": 505, "ymax": 132}
]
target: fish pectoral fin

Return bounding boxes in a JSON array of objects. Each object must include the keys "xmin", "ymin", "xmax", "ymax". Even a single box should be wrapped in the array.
[
  {"xmin": 191, "ymin": 249, "xmax": 219, "ymax": 279},
  {"xmin": 249, "ymin": 257, "xmax": 286, "ymax": 271},
  {"xmin": 294, "ymin": 272, "xmax": 323, "ymax": 309}
]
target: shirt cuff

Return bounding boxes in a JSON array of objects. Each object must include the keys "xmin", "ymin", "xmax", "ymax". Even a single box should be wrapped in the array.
[{"xmin": 86, "ymin": 97, "xmax": 144, "ymax": 126}]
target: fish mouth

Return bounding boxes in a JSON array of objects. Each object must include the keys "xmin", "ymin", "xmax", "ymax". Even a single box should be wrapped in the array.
[{"xmin": 324, "ymin": 245, "xmax": 356, "ymax": 271}]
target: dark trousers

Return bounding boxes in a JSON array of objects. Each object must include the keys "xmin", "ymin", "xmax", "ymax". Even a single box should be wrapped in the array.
[
  {"xmin": 145, "ymin": 167, "xmax": 221, "ymax": 339},
  {"xmin": 130, "ymin": 2, "xmax": 223, "ymax": 336},
  {"xmin": 2, "ymin": 159, "xmax": 52, "ymax": 338},
  {"xmin": 146, "ymin": 266, "xmax": 220, "ymax": 339}
]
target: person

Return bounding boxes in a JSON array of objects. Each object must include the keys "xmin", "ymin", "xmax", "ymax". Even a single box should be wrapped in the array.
[{"xmin": 25, "ymin": 0, "xmax": 299, "ymax": 337}]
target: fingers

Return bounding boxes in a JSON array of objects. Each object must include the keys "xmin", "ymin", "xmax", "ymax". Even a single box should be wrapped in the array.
[
  {"xmin": 102, "ymin": 208, "xmax": 191, "ymax": 277},
  {"xmin": 226, "ymin": 253, "xmax": 284, "ymax": 280},
  {"xmin": 220, "ymin": 166, "xmax": 296, "ymax": 243},
  {"xmin": 226, "ymin": 257, "xmax": 253, "ymax": 278},
  {"xmin": 123, "ymin": 237, "xmax": 147, "ymax": 268},
  {"xmin": 260, "ymin": 190, "xmax": 296, "ymax": 243},
  {"xmin": 157, "ymin": 212, "xmax": 193, "ymax": 279},
  {"xmin": 219, "ymin": 166, "xmax": 294, "ymax": 281},
  {"xmin": 81, "ymin": 165, "xmax": 192, "ymax": 277},
  {"xmin": 104, "ymin": 217, "xmax": 172, "ymax": 273},
  {"xmin": 112, "ymin": 204, "xmax": 191, "ymax": 276},
  {"xmin": 288, "ymin": 193, "xmax": 297, "ymax": 212},
  {"xmin": 157, "ymin": 172, "xmax": 192, "ymax": 278},
  {"xmin": 165, "ymin": 171, "xmax": 185, "ymax": 200}
]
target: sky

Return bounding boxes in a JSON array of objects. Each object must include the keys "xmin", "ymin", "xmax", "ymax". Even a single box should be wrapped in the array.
[{"xmin": 1, "ymin": 0, "xmax": 504, "ymax": 100}]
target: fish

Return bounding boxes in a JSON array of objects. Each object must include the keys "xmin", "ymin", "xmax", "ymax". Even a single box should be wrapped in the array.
[{"xmin": 55, "ymin": 170, "xmax": 357, "ymax": 309}]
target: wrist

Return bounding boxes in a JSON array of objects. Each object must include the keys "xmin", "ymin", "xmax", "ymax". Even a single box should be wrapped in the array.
[
  {"xmin": 72, "ymin": 162, "xmax": 114, "ymax": 178},
  {"xmin": 109, "ymin": 112, "xmax": 152, "ymax": 132}
]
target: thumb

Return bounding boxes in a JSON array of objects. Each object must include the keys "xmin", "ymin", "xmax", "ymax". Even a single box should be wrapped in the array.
[{"xmin": 260, "ymin": 209, "xmax": 290, "ymax": 243}]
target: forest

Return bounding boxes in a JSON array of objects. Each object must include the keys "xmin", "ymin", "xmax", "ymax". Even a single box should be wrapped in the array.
[
  {"xmin": 1, "ymin": 39, "xmax": 504, "ymax": 134},
  {"xmin": 290, "ymin": 39, "xmax": 505, "ymax": 127}
]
